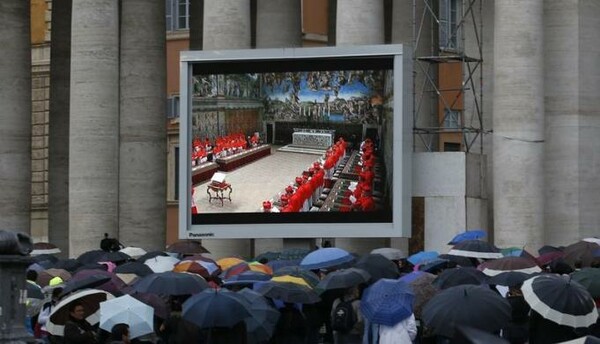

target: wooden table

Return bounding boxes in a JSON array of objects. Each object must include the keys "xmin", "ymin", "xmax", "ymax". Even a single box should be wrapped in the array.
[{"xmin": 206, "ymin": 183, "xmax": 232, "ymax": 206}]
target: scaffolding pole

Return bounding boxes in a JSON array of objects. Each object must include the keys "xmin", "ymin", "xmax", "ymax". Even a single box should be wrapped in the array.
[{"xmin": 412, "ymin": 0, "xmax": 485, "ymax": 153}]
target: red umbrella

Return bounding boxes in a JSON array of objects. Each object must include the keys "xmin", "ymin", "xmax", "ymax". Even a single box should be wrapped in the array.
[
  {"xmin": 71, "ymin": 269, "xmax": 127, "ymax": 295},
  {"xmin": 562, "ymin": 241, "xmax": 599, "ymax": 268},
  {"xmin": 535, "ymin": 251, "xmax": 564, "ymax": 267},
  {"xmin": 478, "ymin": 257, "xmax": 542, "ymax": 276},
  {"xmin": 31, "ymin": 242, "xmax": 61, "ymax": 255},
  {"xmin": 173, "ymin": 261, "xmax": 211, "ymax": 279}
]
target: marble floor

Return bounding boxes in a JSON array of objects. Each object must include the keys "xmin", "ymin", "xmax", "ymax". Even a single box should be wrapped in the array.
[{"xmin": 193, "ymin": 146, "xmax": 320, "ymax": 213}]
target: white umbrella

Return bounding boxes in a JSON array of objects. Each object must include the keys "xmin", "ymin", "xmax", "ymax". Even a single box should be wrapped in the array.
[
  {"xmin": 144, "ymin": 256, "xmax": 180, "ymax": 273},
  {"xmin": 119, "ymin": 247, "xmax": 147, "ymax": 259},
  {"xmin": 371, "ymin": 248, "xmax": 406, "ymax": 261},
  {"xmin": 100, "ymin": 294, "xmax": 154, "ymax": 339},
  {"xmin": 46, "ymin": 289, "xmax": 114, "ymax": 336},
  {"xmin": 582, "ymin": 237, "xmax": 600, "ymax": 245}
]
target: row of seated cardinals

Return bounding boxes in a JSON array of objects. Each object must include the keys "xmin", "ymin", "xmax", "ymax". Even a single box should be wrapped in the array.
[
  {"xmin": 262, "ymin": 138, "xmax": 376, "ymax": 212},
  {"xmin": 331, "ymin": 138, "xmax": 377, "ymax": 211},
  {"xmin": 279, "ymin": 161, "xmax": 326, "ymax": 212},
  {"xmin": 323, "ymin": 137, "xmax": 347, "ymax": 171},
  {"xmin": 191, "ymin": 133, "xmax": 259, "ymax": 162}
]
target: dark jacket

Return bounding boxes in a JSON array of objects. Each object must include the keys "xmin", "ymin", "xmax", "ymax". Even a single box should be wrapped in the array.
[
  {"xmin": 63, "ymin": 318, "xmax": 97, "ymax": 344},
  {"xmin": 529, "ymin": 310, "xmax": 583, "ymax": 344},
  {"xmin": 271, "ymin": 305, "xmax": 308, "ymax": 344}
]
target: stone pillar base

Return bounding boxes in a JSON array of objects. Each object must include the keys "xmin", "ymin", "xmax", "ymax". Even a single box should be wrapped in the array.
[{"xmin": 0, "ymin": 256, "xmax": 35, "ymax": 344}]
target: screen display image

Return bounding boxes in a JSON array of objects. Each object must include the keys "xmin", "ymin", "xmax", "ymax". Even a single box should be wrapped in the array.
[{"xmin": 179, "ymin": 45, "xmax": 412, "ymax": 239}]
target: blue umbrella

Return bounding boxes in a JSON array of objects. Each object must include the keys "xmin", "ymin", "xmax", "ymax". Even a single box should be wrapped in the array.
[
  {"xmin": 407, "ymin": 251, "xmax": 439, "ymax": 265},
  {"xmin": 448, "ymin": 230, "xmax": 486, "ymax": 245},
  {"xmin": 300, "ymin": 248, "xmax": 354, "ymax": 270},
  {"xmin": 360, "ymin": 279, "xmax": 414, "ymax": 326},
  {"xmin": 183, "ymin": 288, "xmax": 252, "ymax": 328},
  {"xmin": 267, "ymin": 259, "xmax": 301, "ymax": 272},
  {"xmin": 418, "ymin": 259, "xmax": 452, "ymax": 273}
]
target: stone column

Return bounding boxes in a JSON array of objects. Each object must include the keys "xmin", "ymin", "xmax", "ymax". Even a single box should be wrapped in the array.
[
  {"xmin": 335, "ymin": 0, "xmax": 387, "ymax": 253},
  {"xmin": 544, "ymin": 0, "xmax": 600, "ymax": 245},
  {"xmin": 254, "ymin": 0, "xmax": 303, "ymax": 255},
  {"xmin": 493, "ymin": 1, "xmax": 544, "ymax": 251},
  {"xmin": 69, "ymin": 0, "xmax": 120, "ymax": 257},
  {"xmin": 119, "ymin": 0, "xmax": 167, "ymax": 251},
  {"xmin": 200, "ymin": 0, "xmax": 252, "ymax": 259},
  {"xmin": 336, "ymin": 0, "xmax": 384, "ymax": 45},
  {"xmin": 0, "ymin": 0, "xmax": 31, "ymax": 233},
  {"xmin": 48, "ymin": 0, "xmax": 72, "ymax": 257},
  {"xmin": 0, "ymin": 256, "xmax": 33, "ymax": 343},
  {"xmin": 256, "ymin": 0, "xmax": 302, "ymax": 48},
  {"xmin": 203, "ymin": 0, "xmax": 251, "ymax": 50}
]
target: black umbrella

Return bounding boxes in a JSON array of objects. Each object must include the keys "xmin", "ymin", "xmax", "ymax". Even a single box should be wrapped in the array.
[
  {"xmin": 166, "ymin": 240, "xmax": 210, "ymax": 255},
  {"xmin": 315, "ymin": 268, "xmax": 370, "ymax": 293},
  {"xmin": 74, "ymin": 263, "xmax": 109, "ymax": 274},
  {"xmin": 571, "ymin": 268, "xmax": 600, "ymax": 299},
  {"xmin": 96, "ymin": 251, "xmax": 131, "ymax": 264},
  {"xmin": 60, "ymin": 275, "xmax": 112, "ymax": 297},
  {"xmin": 182, "ymin": 288, "xmax": 251, "ymax": 328},
  {"xmin": 521, "ymin": 274, "xmax": 598, "ymax": 328},
  {"xmin": 453, "ymin": 325, "xmax": 510, "ymax": 344},
  {"xmin": 438, "ymin": 254, "xmax": 477, "ymax": 267},
  {"xmin": 76, "ymin": 250, "xmax": 107, "ymax": 264},
  {"xmin": 354, "ymin": 254, "xmax": 400, "ymax": 284},
  {"xmin": 128, "ymin": 291, "xmax": 169, "ymax": 319},
  {"xmin": 432, "ymin": 267, "xmax": 488, "ymax": 289},
  {"xmin": 32, "ymin": 254, "xmax": 59, "ymax": 265},
  {"xmin": 488, "ymin": 271, "xmax": 534, "ymax": 287},
  {"xmin": 448, "ymin": 240, "xmax": 503, "ymax": 259},
  {"xmin": 237, "ymin": 288, "xmax": 280, "ymax": 343},
  {"xmin": 256, "ymin": 281, "xmax": 320, "ymax": 304},
  {"xmin": 114, "ymin": 262, "xmax": 154, "ymax": 277},
  {"xmin": 422, "ymin": 285, "xmax": 512, "ymax": 338},
  {"xmin": 133, "ymin": 271, "xmax": 208, "ymax": 296},
  {"xmin": 136, "ymin": 251, "xmax": 169, "ymax": 263},
  {"xmin": 52, "ymin": 259, "xmax": 83, "ymax": 273}
]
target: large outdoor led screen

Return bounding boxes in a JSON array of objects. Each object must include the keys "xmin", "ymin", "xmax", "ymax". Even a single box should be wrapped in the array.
[{"xmin": 179, "ymin": 45, "xmax": 412, "ymax": 239}]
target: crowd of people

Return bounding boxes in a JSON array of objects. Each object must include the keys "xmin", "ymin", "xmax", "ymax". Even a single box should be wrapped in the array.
[{"xmin": 22, "ymin": 235, "xmax": 600, "ymax": 344}]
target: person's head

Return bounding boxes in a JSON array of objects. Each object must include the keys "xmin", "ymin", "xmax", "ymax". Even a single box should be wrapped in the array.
[
  {"xmin": 344, "ymin": 286, "xmax": 360, "ymax": 299},
  {"xmin": 26, "ymin": 269, "xmax": 38, "ymax": 282},
  {"xmin": 104, "ymin": 232, "xmax": 109, "ymax": 238},
  {"xmin": 68, "ymin": 301, "xmax": 85, "ymax": 321},
  {"xmin": 508, "ymin": 286, "xmax": 523, "ymax": 297},
  {"xmin": 111, "ymin": 323, "xmax": 130, "ymax": 344},
  {"xmin": 51, "ymin": 287, "xmax": 63, "ymax": 301}
]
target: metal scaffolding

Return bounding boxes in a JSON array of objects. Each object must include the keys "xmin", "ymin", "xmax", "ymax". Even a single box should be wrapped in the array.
[{"xmin": 412, "ymin": 0, "xmax": 485, "ymax": 153}]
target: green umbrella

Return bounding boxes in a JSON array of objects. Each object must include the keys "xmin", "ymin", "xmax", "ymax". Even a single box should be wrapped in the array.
[{"xmin": 570, "ymin": 268, "xmax": 600, "ymax": 298}]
